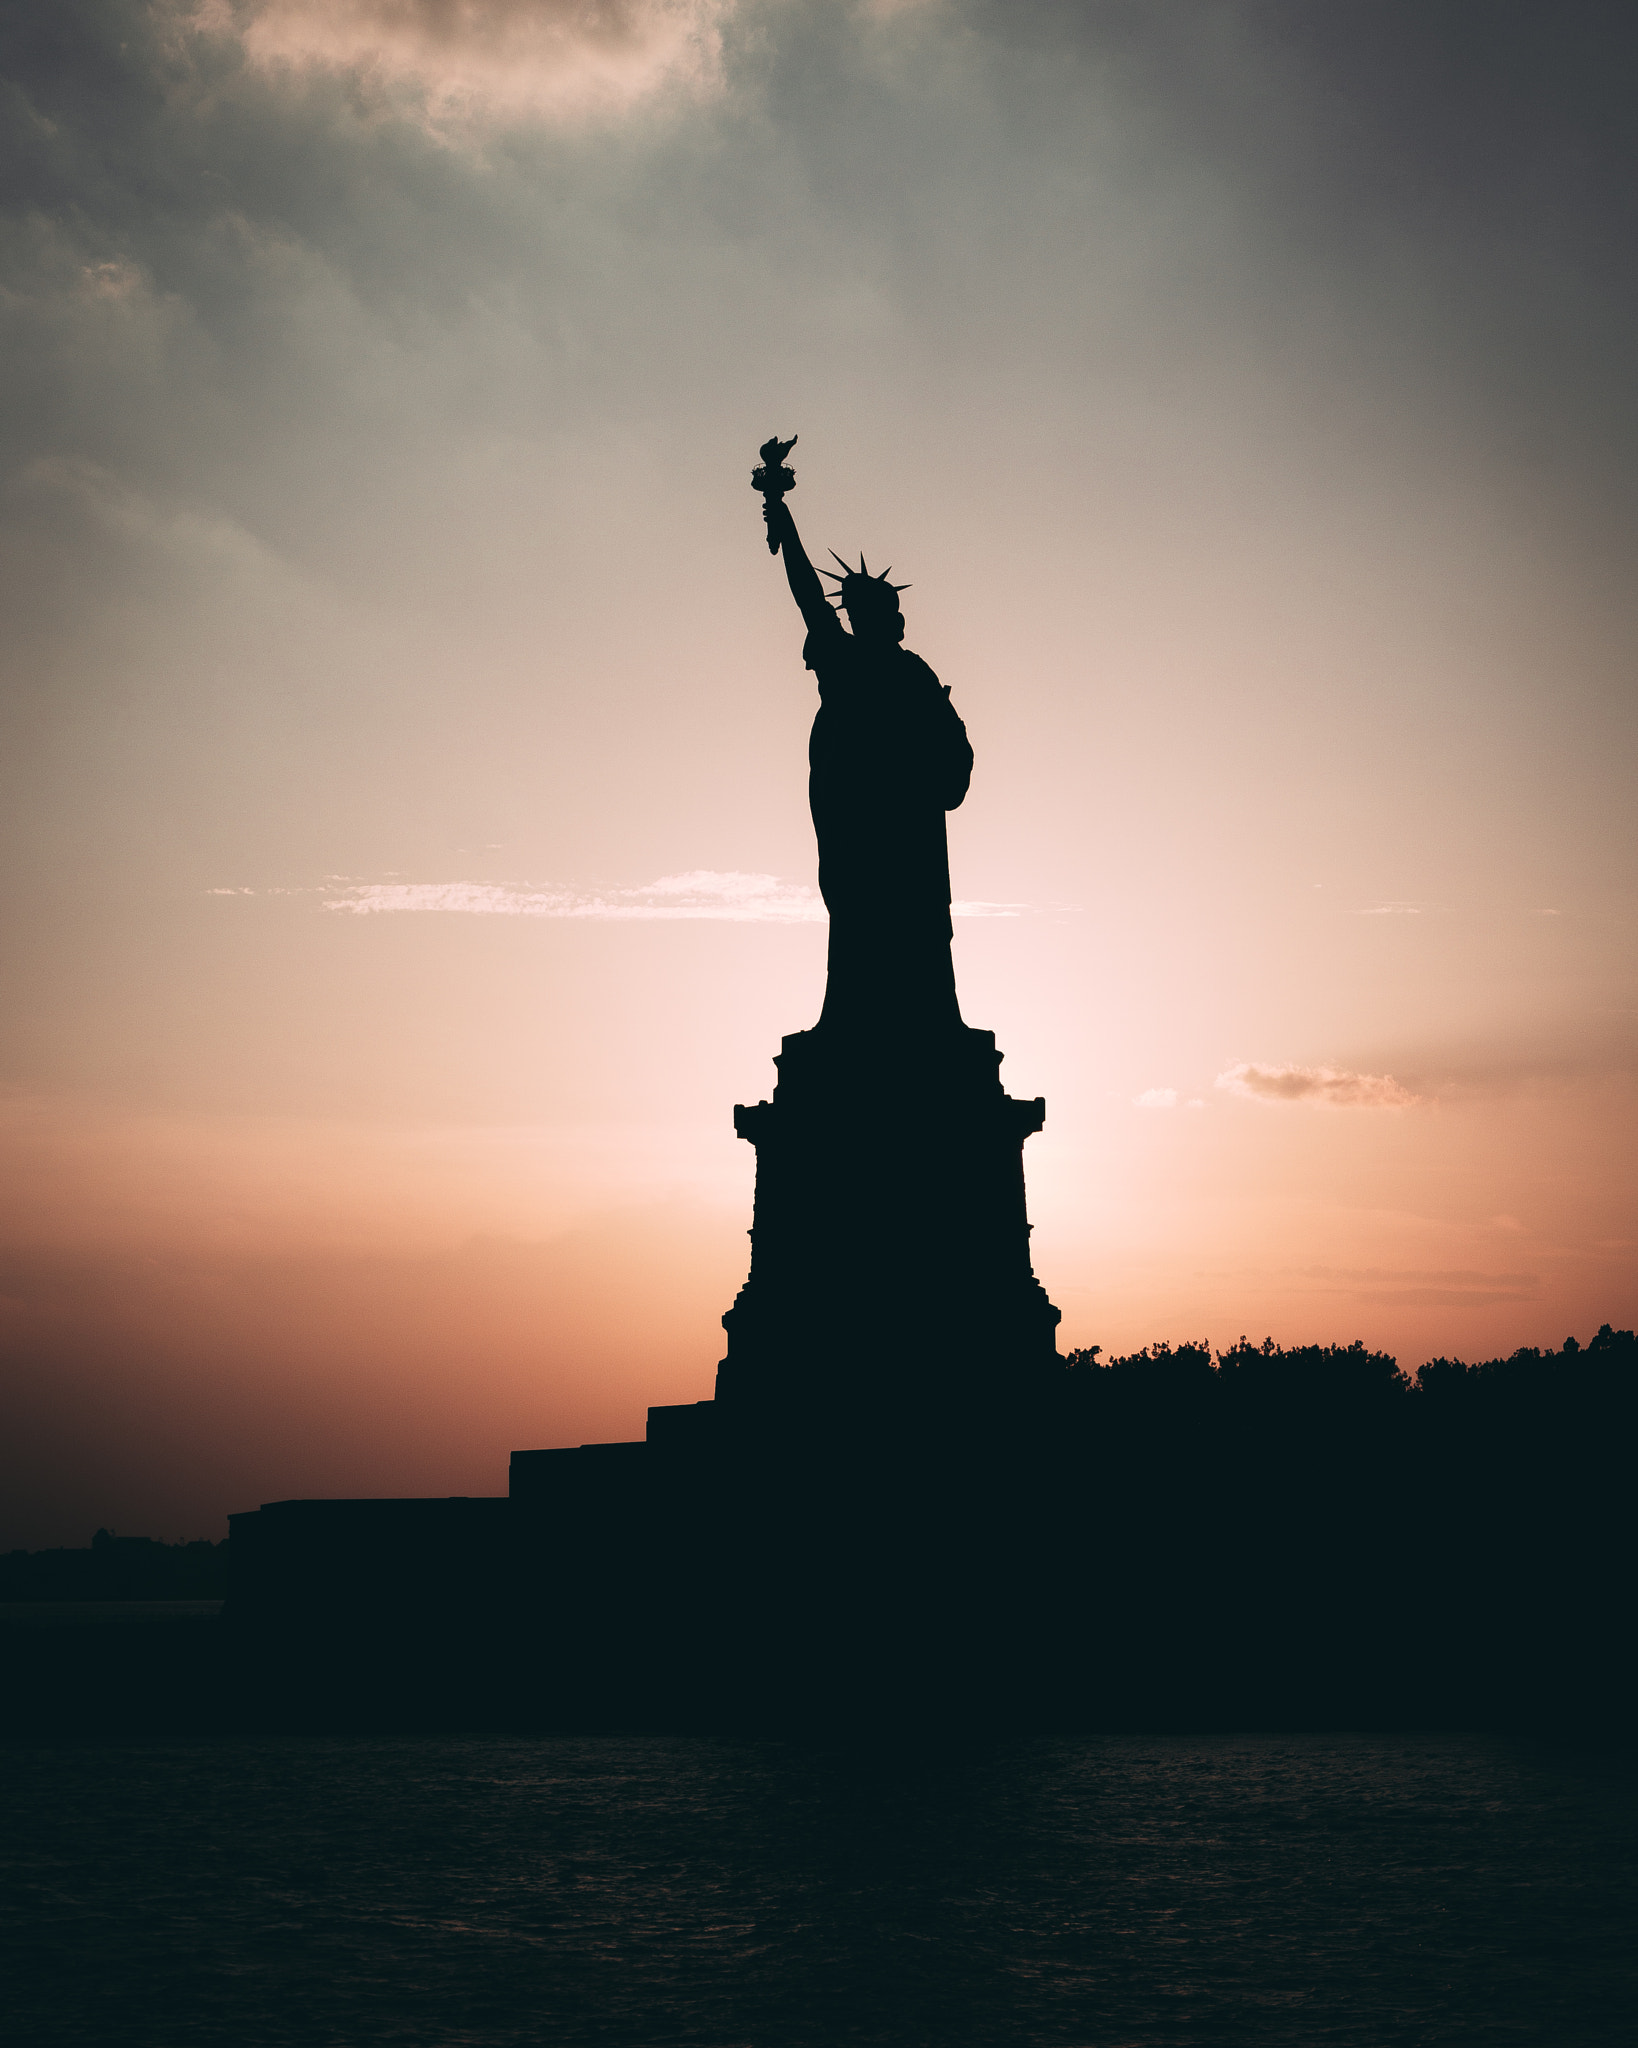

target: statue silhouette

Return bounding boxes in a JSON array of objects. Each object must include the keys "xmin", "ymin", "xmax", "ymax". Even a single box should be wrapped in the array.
[
  {"xmin": 762, "ymin": 487, "xmax": 973, "ymax": 1036},
  {"xmin": 700, "ymin": 440, "xmax": 1063, "ymax": 1431}
]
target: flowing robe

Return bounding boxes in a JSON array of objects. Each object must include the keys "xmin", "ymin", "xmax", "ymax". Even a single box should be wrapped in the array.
[{"xmin": 802, "ymin": 614, "xmax": 974, "ymax": 1033}]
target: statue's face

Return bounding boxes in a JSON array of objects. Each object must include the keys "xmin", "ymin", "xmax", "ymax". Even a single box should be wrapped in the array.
[{"xmin": 847, "ymin": 600, "xmax": 905, "ymax": 646}]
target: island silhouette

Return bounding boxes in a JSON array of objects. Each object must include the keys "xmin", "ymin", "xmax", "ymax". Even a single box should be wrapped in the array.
[{"xmin": 16, "ymin": 440, "xmax": 1628, "ymax": 1736}]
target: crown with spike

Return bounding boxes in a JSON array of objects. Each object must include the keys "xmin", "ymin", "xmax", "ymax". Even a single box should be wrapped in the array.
[{"xmin": 820, "ymin": 551, "xmax": 910, "ymax": 617}]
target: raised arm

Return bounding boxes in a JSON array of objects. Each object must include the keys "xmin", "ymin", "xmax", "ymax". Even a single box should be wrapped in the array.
[{"xmin": 764, "ymin": 495, "xmax": 837, "ymax": 639}]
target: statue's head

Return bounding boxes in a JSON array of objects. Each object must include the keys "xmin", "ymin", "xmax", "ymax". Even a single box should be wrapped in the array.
[{"xmin": 824, "ymin": 553, "xmax": 908, "ymax": 646}]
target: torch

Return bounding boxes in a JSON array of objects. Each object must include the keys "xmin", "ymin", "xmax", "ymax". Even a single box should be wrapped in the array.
[{"xmin": 752, "ymin": 434, "xmax": 797, "ymax": 553}]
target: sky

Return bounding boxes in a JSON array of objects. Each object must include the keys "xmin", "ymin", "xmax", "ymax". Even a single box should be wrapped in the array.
[{"xmin": 2, "ymin": 0, "xmax": 1635, "ymax": 1546}]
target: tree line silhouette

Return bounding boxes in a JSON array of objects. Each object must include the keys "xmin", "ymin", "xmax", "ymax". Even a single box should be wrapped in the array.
[
  {"xmin": 1034, "ymin": 1323, "xmax": 1635, "ymax": 1729},
  {"xmin": 1064, "ymin": 1321, "xmax": 1634, "ymax": 1411}
]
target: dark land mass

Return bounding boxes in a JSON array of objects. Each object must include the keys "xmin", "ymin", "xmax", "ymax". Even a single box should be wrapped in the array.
[
  {"xmin": 1, "ymin": 1529, "xmax": 229, "ymax": 1602},
  {"xmin": 5, "ymin": 1327, "xmax": 1632, "ymax": 1739}
]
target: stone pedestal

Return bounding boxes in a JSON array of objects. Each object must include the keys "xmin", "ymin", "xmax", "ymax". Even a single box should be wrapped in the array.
[{"xmin": 715, "ymin": 1021, "xmax": 1062, "ymax": 1429}]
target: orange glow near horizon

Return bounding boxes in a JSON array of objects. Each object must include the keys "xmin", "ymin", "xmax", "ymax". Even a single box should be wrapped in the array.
[{"xmin": 2, "ymin": 2, "xmax": 1634, "ymax": 1546}]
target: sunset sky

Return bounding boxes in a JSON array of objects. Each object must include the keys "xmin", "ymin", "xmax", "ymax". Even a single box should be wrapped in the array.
[{"xmin": 3, "ymin": 0, "xmax": 1634, "ymax": 1546}]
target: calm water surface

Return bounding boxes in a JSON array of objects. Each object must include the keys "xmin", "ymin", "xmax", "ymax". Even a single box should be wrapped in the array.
[{"xmin": 3, "ymin": 1733, "xmax": 1632, "ymax": 2046}]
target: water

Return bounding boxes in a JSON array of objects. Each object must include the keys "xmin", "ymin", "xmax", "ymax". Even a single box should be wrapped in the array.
[
  {"xmin": 0, "ymin": 1601, "xmax": 225, "ymax": 1627},
  {"xmin": 3, "ymin": 1734, "xmax": 1632, "ymax": 2046}
]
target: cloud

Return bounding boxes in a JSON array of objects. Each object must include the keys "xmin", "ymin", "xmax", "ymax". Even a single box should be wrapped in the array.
[
  {"xmin": 213, "ymin": 873, "xmax": 1035, "ymax": 923},
  {"xmin": 322, "ymin": 871, "xmax": 823, "ymax": 922},
  {"xmin": 16, "ymin": 457, "xmax": 283, "ymax": 577},
  {"xmin": 1368, "ymin": 1024, "xmax": 1638, "ymax": 1102},
  {"xmin": 228, "ymin": 0, "xmax": 736, "ymax": 130},
  {"xmin": 82, "ymin": 259, "xmax": 145, "ymax": 303},
  {"xmin": 1216, "ymin": 1061, "xmax": 1420, "ymax": 1109},
  {"xmin": 1132, "ymin": 1087, "xmax": 1205, "ymax": 1111},
  {"xmin": 1298, "ymin": 1266, "xmax": 1538, "ymax": 1308},
  {"xmin": 949, "ymin": 899, "xmax": 1027, "ymax": 920}
]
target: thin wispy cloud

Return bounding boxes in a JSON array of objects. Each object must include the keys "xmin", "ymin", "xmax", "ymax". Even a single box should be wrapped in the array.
[
  {"xmin": 20, "ymin": 457, "xmax": 283, "ymax": 576},
  {"xmin": 329, "ymin": 871, "xmax": 822, "ymax": 922},
  {"xmin": 211, "ymin": 872, "xmax": 1033, "ymax": 924},
  {"xmin": 1216, "ymin": 1062, "xmax": 1420, "ymax": 1110},
  {"xmin": 1298, "ymin": 1266, "xmax": 1538, "ymax": 1308}
]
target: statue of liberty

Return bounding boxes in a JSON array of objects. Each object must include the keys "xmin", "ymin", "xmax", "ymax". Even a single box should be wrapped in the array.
[
  {"xmin": 755, "ymin": 437, "xmax": 974, "ymax": 1038},
  {"xmin": 716, "ymin": 434, "xmax": 1060, "ymax": 1423}
]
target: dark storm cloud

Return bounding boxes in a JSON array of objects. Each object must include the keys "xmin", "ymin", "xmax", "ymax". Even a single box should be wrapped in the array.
[
  {"xmin": 0, "ymin": 0, "xmax": 751, "ymax": 624},
  {"xmin": 978, "ymin": 0, "xmax": 1638, "ymax": 499},
  {"xmin": 6, "ymin": 0, "xmax": 1635, "ymax": 521},
  {"xmin": 986, "ymin": 0, "xmax": 1638, "ymax": 268}
]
